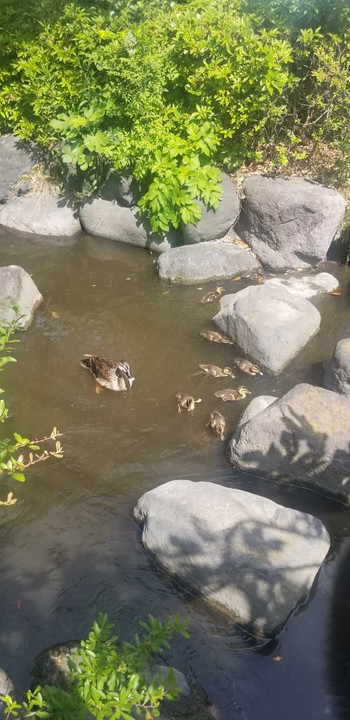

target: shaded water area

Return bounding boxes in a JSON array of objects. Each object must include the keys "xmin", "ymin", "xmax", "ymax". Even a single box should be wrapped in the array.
[{"xmin": 1, "ymin": 225, "xmax": 350, "ymax": 719}]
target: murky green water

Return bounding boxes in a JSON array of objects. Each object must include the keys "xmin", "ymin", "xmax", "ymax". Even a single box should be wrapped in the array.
[{"xmin": 1, "ymin": 226, "xmax": 350, "ymax": 720}]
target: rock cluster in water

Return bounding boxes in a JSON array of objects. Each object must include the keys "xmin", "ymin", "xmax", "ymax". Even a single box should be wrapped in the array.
[{"xmin": 1, "ymin": 132, "xmax": 350, "ymax": 658}]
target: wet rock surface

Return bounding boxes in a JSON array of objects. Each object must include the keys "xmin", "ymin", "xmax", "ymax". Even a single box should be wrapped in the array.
[
  {"xmin": 182, "ymin": 173, "xmax": 240, "ymax": 244},
  {"xmin": 157, "ymin": 240, "xmax": 258, "ymax": 284},
  {"xmin": 214, "ymin": 284, "xmax": 321, "ymax": 374},
  {"xmin": 324, "ymin": 338, "xmax": 350, "ymax": 397},
  {"xmin": 229, "ymin": 383, "xmax": 350, "ymax": 502},
  {"xmin": 0, "ymin": 265, "xmax": 42, "ymax": 329},
  {"xmin": 263, "ymin": 272, "xmax": 339, "ymax": 298},
  {"xmin": 134, "ymin": 479, "xmax": 330, "ymax": 636},
  {"xmin": 236, "ymin": 175, "xmax": 346, "ymax": 270}
]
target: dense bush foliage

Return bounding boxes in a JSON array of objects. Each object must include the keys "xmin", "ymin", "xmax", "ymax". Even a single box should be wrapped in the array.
[
  {"xmin": 0, "ymin": 0, "xmax": 349, "ymax": 232},
  {"xmin": 0, "ymin": 315, "xmax": 62, "ymax": 504},
  {"xmin": 1, "ymin": 612, "xmax": 189, "ymax": 719}
]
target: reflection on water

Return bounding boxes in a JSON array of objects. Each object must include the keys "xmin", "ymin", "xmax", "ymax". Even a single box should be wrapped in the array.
[{"xmin": 0, "ymin": 228, "xmax": 350, "ymax": 719}]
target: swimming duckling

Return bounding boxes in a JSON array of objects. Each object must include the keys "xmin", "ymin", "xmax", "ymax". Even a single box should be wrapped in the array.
[
  {"xmin": 232, "ymin": 357, "xmax": 263, "ymax": 376},
  {"xmin": 206, "ymin": 411, "xmax": 226, "ymax": 440},
  {"xmin": 175, "ymin": 393, "xmax": 202, "ymax": 413},
  {"xmin": 199, "ymin": 364, "xmax": 235, "ymax": 378},
  {"xmin": 214, "ymin": 386, "xmax": 252, "ymax": 402},
  {"xmin": 81, "ymin": 354, "xmax": 134, "ymax": 391},
  {"xmin": 200, "ymin": 287, "xmax": 225, "ymax": 304},
  {"xmin": 200, "ymin": 330, "xmax": 233, "ymax": 345}
]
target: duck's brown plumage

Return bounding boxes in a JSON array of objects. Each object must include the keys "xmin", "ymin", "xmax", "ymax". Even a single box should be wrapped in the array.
[{"xmin": 81, "ymin": 354, "xmax": 134, "ymax": 391}]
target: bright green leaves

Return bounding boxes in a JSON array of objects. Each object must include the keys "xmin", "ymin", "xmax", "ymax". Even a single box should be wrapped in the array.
[
  {"xmin": 0, "ymin": 314, "xmax": 63, "ymax": 504},
  {"xmin": 1, "ymin": 612, "xmax": 190, "ymax": 719}
]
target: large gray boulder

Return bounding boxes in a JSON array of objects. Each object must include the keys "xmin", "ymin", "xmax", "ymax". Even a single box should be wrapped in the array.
[
  {"xmin": 214, "ymin": 284, "xmax": 321, "ymax": 374},
  {"xmin": 324, "ymin": 338, "xmax": 350, "ymax": 397},
  {"xmin": 263, "ymin": 272, "xmax": 339, "ymax": 298},
  {"xmin": 134, "ymin": 479, "xmax": 330, "ymax": 636},
  {"xmin": 157, "ymin": 239, "xmax": 258, "ymax": 284},
  {"xmin": 0, "ymin": 265, "xmax": 43, "ymax": 329},
  {"xmin": 79, "ymin": 198, "xmax": 178, "ymax": 252},
  {"xmin": 236, "ymin": 175, "xmax": 346, "ymax": 270},
  {"xmin": 229, "ymin": 383, "xmax": 350, "ymax": 503},
  {"xmin": 0, "ymin": 195, "xmax": 81, "ymax": 236},
  {"xmin": 182, "ymin": 173, "xmax": 240, "ymax": 244},
  {"xmin": 0, "ymin": 134, "xmax": 34, "ymax": 204}
]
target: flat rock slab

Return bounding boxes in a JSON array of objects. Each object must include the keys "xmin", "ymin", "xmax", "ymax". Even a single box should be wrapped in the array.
[
  {"xmin": 214, "ymin": 284, "xmax": 321, "ymax": 374},
  {"xmin": 134, "ymin": 479, "xmax": 330, "ymax": 636},
  {"xmin": 0, "ymin": 195, "xmax": 81, "ymax": 236},
  {"xmin": 79, "ymin": 198, "xmax": 178, "ymax": 252},
  {"xmin": 236, "ymin": 175, "xmax": 346, "ymax": 270},
  {"xmin": 0, "ymin": 134, "xmax": 34, "ymax": 203},
  {"xmin": 324, "ymin": 338, "xmax": 350, "ymax": 397},
  {"xmin": 182, "ymin": 173, "xmax": 240, "ymax": 244},
  {"xmin": 0, "ymin": 265, "xmax": 42, "ymax": 329},
  {"xmin": 157, "ymin": 240, "xmax": 258, "ymax": 284},
  {"xmin": 229, "ymin": 383, "xmax": 350, "ymax": 503},
  {"xmin": 264, "ymin": 272, "xmax": 338, "ymax": 298}
]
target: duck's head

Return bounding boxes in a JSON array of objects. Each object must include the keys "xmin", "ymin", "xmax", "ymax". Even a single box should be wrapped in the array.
[
  {"xmin": 116, "ymin": 361, "xmax": 134, "ymax": 389},
  {"xmin": 238, "ymin": 386, "xmax": 252, "ymax": 397},
  {"xmin": 223, "ymin": 367, "xmax": 234, "ymax": 377}
]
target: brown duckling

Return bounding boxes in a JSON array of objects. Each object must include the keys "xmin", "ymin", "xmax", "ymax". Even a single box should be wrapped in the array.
[
  {"xmin": 233, "ymin": 357, "xmax": 263, "ymax": 376},
  {"xmin": 175, "ymin": 393, "xmax": 202, "ymax": 413},
  {"xmin": 200, "ymin": 330, "xmax": 233, "ymax": 345},
  {"xmin": 199, "ymin": 364, "xmax": 235, "ymax": 378},
  {"xmin": 81, "ymin": 355, "xmax": 134, "ymax": 391},
  {"xmin": 206, "ymin": 411, "xmax": 226, "ymax": 440},
  {"xmin": 214, "ymin": 386, "xmax": 252, "ymax": 402},
  {"xmin": 200, "ymin": 287, "xmax": 225, "ymax": 304}
]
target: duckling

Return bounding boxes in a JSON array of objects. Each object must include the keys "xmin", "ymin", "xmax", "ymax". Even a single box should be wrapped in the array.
[
  {"xmin": 200, "ymin": 330, "xmax": 233, "ymax": 345},
  {"xmin": 206, "ymin": 411, "xmax": 226, "ymax": 440},
  {"xmin": 175, "ymin": 393, "xmax": 202, "ymax": 413},
  {"xmin": 232, "ymin": 357, "xmax": 263, "ymax": 376},
  {"xmin": 214, "ymin": 386, "xmax": 252, "ymax": 402},
  {"xmin": 200, "ymin": 287, "xmax": 225, "ymax": 304},
  {"xmin": 80, "ymin": 354, "xmax": 134, "ymax": 391},
  {"xmin": 199, "ymin": 364, "xmax": 235, "ymax": 378}
]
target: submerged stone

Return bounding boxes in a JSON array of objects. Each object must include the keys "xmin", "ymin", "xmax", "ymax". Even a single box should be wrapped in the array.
[
  {"xmin": 236, "ymin": 175, "xmax": 346, "ymax": 270},
  {"xmin": 263, "ymin": 272, "xmax": 339, "ymax": 298},
  {"xmin": 0, "ymin": 265, "xmax": 42, "ymax": 329},
  {"xmin": 134, "ymin": 479, "xmax": 330, "ymax": 636},
  {"xmin": 157, "ymin": 239, "xmax": 258, "ymax": 284},
  {"xmin": 229, "ymin": 383, "xmax": 350, "ymax": 503},
  {"xmin": 214, "ymin": 284, "xmax": 321, "ymax": 374}
]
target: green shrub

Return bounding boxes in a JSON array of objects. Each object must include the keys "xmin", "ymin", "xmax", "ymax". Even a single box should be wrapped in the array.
[
  {"xmin": 1, "ymin": 612, "xmax": 190, "ymax": 719},
  {"xmin": 0, "ymin": 315, "xmax": 62, "ymax": 504},
  {"xmin": 1, "ymin": 0, "xmax": 295, "ymax": 232}
]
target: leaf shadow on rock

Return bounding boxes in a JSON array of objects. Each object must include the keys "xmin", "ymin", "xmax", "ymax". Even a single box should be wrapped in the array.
[{"xmin": 230, "ymin": 403, "xmax": 350, "ymax": 503}]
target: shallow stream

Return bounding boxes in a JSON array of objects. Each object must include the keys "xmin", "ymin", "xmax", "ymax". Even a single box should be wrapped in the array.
[{"xmin": 1, "ymin": 226, "xmax": 350, "ymax": 720}]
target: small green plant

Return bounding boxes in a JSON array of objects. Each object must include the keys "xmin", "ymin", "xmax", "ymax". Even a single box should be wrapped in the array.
[
  {"xmin": 0, "ymin": 314, "xmax": 63, "ymax": 505},
  {"xmin": 1, "ymin": 612, "xmax": 190, "ymax": 719}
]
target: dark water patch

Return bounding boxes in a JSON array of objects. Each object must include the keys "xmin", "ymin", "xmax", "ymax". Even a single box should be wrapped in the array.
[{"xmin": 0, "ymin": 230, "xmax": 350, "ymax": 718}]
